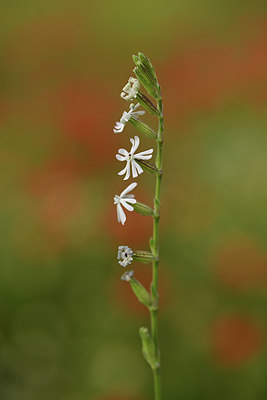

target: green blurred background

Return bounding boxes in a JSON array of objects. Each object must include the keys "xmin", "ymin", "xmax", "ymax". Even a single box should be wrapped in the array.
[{"xmin": 0, "ymin": 0, "xmax": 266, "ymax": 399}]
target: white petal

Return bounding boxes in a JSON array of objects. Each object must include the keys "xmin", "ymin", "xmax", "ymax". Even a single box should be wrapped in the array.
[
  {"xmin": 118, "ymin": 148, "xmax": 129, "ymax": 156},
  {"xmin": 117, "ymin": 203, "xmax": 126, "ymax": 225},
  {"xmin": 118, "ymin": 165, "xmax": 128, "ymax": 176},
  {"xmin": 123, "ymin": 162, "xmax": 131, "ymax": 180},
  {"xmin": 121, "ymin": 198, "xmax": 136, "ymax": 204},
  {"xmin": 120, "ymin": 199, "xmax": 134, "ymax": 212},
  {"xmin": 121, "ymin": 111, "xmax": 131, "ymax": 124},
  {"xmin": 130, "ymin": 136, "xmax": 140, "ymax": 155},
  {"xmin": 132, "ymin": 103, "xmax": 141, "ymax": 111},
  {"xmin": 135, "ymin": 149, "xmax": 153, "ymax": 156},
  {"xmin": 113, "ymin": 122, "xmax": 124, "ymax": 133},
  {"xmin": 132, "ymin": 110, "xmax": 145, "ymax": 116},
  {"xmin": 116, "ymin": 154, "xmax": 126, "ymax": 161},
  {"xmin": 120, "ymin": 182, "xmax": 137, "ymax": 197},
  {"xmin": 114, "ymin": 195, "xmax": 119, "ymax": 204},
  {"xmin": 131, "ymin": 161, "xmax": 138, "ymax": 178},
  {"xmin": 134, "ymin": 154, "xmax": 153, "ymax": 160},
  {"xmin": 132, "ymin": 160, "xmax": 143, "ymax": 175}
]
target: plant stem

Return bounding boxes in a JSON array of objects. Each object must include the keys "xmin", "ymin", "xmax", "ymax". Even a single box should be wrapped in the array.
[{"xmin": 150, "ymin": 87, "xmax": 163, "ymax": 400}]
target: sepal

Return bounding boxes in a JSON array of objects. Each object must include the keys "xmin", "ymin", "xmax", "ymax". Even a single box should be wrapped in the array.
[
  {"xmin": 136, "ymin": 159, "xmax": 159, "ymax": 175},
  {"xmin": 121, "ymin": 271, "xmax": 151, "ymax": 306},
  {"xmin": 133, "ymin": 201, "xmax": 154, "ymax": 216},
  {"xmin": 133, "ymin": 250, "xmax": 154, "ymax": 263},
  {"xmin": 129, "ymin": 116, "xmax": 157, "ymax": 139},
  {"xmin": 136, "ymin": 92, "xmax": 159, "ymax": 116},
  {"xmin": 130, "ymin": 278, "xmax": 151, "ymax": 307}
]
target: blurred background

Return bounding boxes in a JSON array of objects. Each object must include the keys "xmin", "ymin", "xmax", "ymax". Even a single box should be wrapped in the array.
[{"xmin": 0, "ymin": 0, "xmax": 266, "ymax": 399}]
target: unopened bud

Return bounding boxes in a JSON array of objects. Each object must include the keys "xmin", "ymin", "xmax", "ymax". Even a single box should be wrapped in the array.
[
  {"xmin": 138, "ymin": 52, "xmax": 158, "ymax": 84},
  {"xmin": 139, "ymin": 327, "xmax": 159, "ymax": 370},
  {"xmin": 133, "ymin": 67, "xmax": 158, "ymax": 99}
]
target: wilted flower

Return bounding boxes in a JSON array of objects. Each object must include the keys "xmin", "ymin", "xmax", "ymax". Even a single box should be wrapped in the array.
[
  {"xmin": 121, "ymin": 270, "xmax": 134, "ymax": 281},
  {"xmin": 116, "ymin": 136, "xmax": 153, "ymax": 180},
  {"xmin": 121, "ymin": 77, "xmax": 140, "ymax": 101},
  {"xmin": 117, "ymin": 245, "xmax": 133, "ymax": 267}
]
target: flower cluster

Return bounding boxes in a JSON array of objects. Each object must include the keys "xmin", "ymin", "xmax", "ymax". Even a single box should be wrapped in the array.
[{"xmin": 113, "ymin": 81, "xmax": 154, "ymax": 226}]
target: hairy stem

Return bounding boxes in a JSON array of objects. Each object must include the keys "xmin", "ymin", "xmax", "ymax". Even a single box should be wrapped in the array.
[{"xmin": 150, "ymin": 87, "xmax": 163, "ymax": 400}]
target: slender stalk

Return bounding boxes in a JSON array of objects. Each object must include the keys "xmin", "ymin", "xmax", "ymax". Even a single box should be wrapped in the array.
[{"xmin": 150, "ymin": 87, "xmax": 163, "ymax": 400}]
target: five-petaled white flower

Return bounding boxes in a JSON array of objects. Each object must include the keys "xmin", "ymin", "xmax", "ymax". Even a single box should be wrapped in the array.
[
  {"xmin": 113, "ymin": 103, "xmax": 145, "ymax": 134},
  {"xmin": 114, "ymin": 182, "xmax": 137, "ymax": 225},
  {"xmin": 116, "ymin": 136, "xmax": 153, "ymax": 180},
  {"xmin": 121, "ymin": 77, "xmax": 140, "ymax": 101}
]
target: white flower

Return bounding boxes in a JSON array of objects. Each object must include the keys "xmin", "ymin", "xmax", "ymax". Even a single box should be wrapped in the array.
[
  {"xmin": 121, "ymin": 77, "xmax": 140, "ymax": 101},
  {"xmin": 114, "ymin": 182, "xmax": 137, "ymax": 225},
  {"xmin": 113, "ymin": 103, "xmax": 145, "ymax": 133},
  {"xmin": 116, "ymin": 136, "xmax": 153, "ymax": 180}
]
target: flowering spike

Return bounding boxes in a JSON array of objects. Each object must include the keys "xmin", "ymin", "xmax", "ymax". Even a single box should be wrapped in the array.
[{"xmin": 113, "ymin": 53, "xmax": 164, "ymax": 399}]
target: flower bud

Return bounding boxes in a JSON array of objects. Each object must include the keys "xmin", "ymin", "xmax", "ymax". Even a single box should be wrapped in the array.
[
  {"xmin": 133, "ymin": 53, "xmax": 158, "ymax": 87},
  {"xmin": 133, "ymin": 67, "xmax": 158, "ymax": 99},
  {"xmin": 129, "ymin": 116, "xmax": 157, "ymax": 139},
  {"xmin": 139, "ymin": 327, "xmax": 159, "ymax": 370},
  {"xmin": 133, "ymin": 250, "xmax": 155, "ymax": 263},
  {"xmin": 136, "ymin": 92, "xmax": 159, "ymax": 116},
  {"xmin": 133, "ymin": 201, "xmax": 154, "ymax": 216},
  {"xmin": 138, "ymin": 52, "xmax": 158, "ymax": 84},
  {"xmin": 132, "ymin": 54, "xmax": 142, "ymax": 68}
]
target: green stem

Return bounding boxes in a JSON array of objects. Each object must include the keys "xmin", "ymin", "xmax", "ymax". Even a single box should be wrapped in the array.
[{"xmin": 150, "ymin": 87, "xmax": 163, "ymax": 400}]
